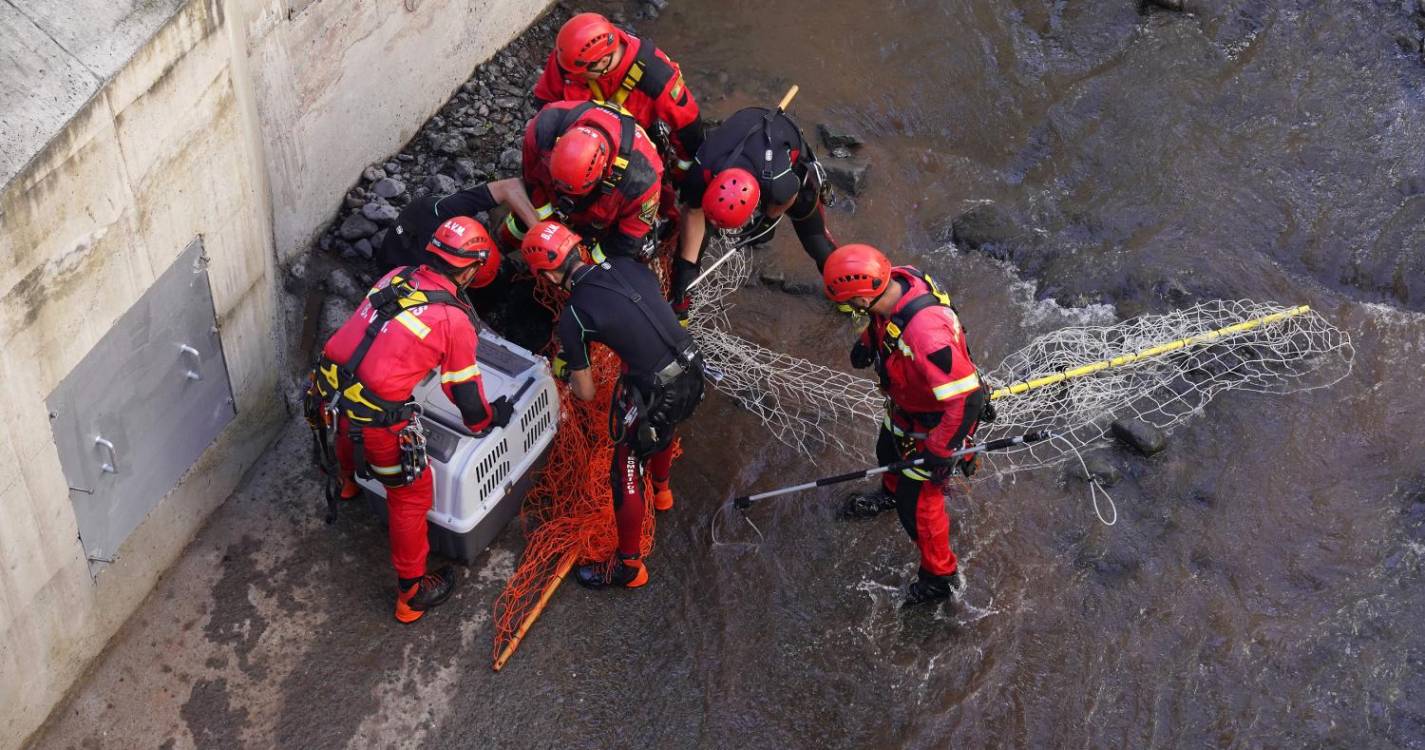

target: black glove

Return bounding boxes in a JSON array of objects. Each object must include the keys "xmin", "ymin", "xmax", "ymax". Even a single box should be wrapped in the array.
[
  {"xmin": 979, "ymin": 400, "xmax": 997, "ymax": 424},
  {"xmin": 488, "ymin": 396, "xmax": 514, "ymax": 429},
  {"xmin": 911, "ymin": 450, "xmax": 955, "ymax": 484},
  {"xmin": 850, "ymin": 340, "xmax": 875, "ymax": 369}
]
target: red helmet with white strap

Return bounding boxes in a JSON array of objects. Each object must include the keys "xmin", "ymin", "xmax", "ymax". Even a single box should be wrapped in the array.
[{"xmin": 822, "ymin": 244, "xmax": 892, "ymax": 303}]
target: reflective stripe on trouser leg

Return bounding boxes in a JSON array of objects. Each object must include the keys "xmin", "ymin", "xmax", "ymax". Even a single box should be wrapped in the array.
[
  {"xmin": 609, "ymin": 440, "xmax": 645, "ymax": 557},
  {"xmin": 363, "ymin": 424, "xmax": 433, "ymax": 579},
  {"xmin": 893, "ymin": 470, "xmax": 957, "ymax": 577}
]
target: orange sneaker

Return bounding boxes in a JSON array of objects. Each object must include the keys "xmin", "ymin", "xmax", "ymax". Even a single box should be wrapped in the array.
[
  {"xmin": 651, "ymin": 479, "xmax": 674, "ymax": 512},
  {"xmin": 394, "ymin": 565, "xmax": 457, "ymax": 623}
]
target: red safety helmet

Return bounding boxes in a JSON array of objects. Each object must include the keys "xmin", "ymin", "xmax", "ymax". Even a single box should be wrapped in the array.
[
  {"xmin": 427, "ymin": 217, "xmax": 500, "ymax": 287},
  {"xmin": 702, "ymin": 168, "xmax": 760, "ymax": 229},
  {"xmin": 556, "ymin": 13, "xmax": 621, "ymax": 72},
  {"xmin": 822, "ymin": 244, "xmax": 892, "ymax": 303},
  {"xmin": 549, "ymin": 126, "xmax": 611, "ymax": 196},
  {"xmin": 521, "ymin": 220, "xmax": 582, "ymax": 273}
]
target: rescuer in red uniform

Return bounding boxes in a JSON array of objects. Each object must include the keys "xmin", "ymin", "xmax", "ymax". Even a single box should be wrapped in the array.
[
  {"xmin": 509, "ymin": 100, "xmax": 664, "ymax": 262},
  {"xmin": 823, "ymin": 244, "xmax": 987, "ymax": 607},
  {"xmin": 533, "ymin": 12, "xmax": 704, "ymax": 174},
  {"xmin": 316, "ymin": 217, "xmax": 513, "ymax": 623}
]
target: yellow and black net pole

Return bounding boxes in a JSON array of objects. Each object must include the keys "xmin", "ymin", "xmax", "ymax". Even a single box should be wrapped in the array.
[{"xmin": 988, "ymin": 305, "xmax": 1312, "ymax": 401}]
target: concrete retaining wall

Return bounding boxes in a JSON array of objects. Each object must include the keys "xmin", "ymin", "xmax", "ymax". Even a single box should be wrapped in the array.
[{"xmin": 0, "ymin": 0, "xmax": 551, "ymax": 746}]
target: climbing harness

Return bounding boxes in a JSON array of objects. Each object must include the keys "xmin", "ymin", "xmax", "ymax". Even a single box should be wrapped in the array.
[{"xmin": 306, "ymin": 268, "xmax": 479, "ymax": 519}]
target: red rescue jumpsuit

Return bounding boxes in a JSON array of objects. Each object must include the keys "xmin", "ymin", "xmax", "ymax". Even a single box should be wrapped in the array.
[
  {"xmin": 521, "ymin": 101, "xmax": 665, "ymax": 259},
  {"xmin": 322, "ymin": 267, "xmax": 497, "ymax": 579},
  {"xmin": 533, "ymin": 33, "xmax": 702, "ymax": 224},
  {"xmin": 861, "ymin": 268, "xmax": 984, "ymax": 577}
]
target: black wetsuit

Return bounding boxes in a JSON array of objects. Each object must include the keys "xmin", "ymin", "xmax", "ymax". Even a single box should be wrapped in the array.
[
  {"xmin": 556, "ymin": 256, "xmax": 702, "ymax": 557},
  {"xmin": 377, "ymin": 186, "xmax": 499, "ymax": 270},
  {"xmin": 679, "ymin": 107, "xmax": 837, "ymax": 270}
]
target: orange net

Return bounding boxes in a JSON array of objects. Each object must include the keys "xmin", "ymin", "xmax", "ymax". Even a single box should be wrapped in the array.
[{"xmin": 490, "ymin": 249, "xmax": 679, "ymax": 670}]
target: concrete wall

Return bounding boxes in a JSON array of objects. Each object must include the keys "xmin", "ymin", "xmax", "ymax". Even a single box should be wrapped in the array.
[{"xmin": 0, "ymin": 0, "xmax": 551, "ymax": 746}]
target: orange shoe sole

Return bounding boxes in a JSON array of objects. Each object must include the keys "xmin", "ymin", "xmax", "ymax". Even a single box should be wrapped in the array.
[
  {"xmin": 625, "ymin": 564, "xmax": 650, "ymax": 588},
  {"xmin": 651, "ymin": 485, "xmax": 674, "ymax": 512}
]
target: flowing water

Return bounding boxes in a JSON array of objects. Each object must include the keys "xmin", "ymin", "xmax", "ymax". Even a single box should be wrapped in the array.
[{"xmin": 30, "ymin": 2, "xmax": 1425, "ymax": 748}]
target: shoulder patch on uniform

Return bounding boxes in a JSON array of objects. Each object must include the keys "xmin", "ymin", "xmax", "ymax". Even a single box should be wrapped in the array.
[
  {"xmin": 927, "ymin": 346, "xmax": 955, "ymax": 375},
  {"xmin": 669, "ymin": 73, "xmax": 684, "ymax": 100},
  {"xmin": 639, "ymin": 198, "xmax": 658, "ymax": 226}
]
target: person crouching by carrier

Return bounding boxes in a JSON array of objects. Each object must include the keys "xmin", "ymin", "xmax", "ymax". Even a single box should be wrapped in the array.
[
  {"xmin": 519, "ymin": 220, "xmax": 706, "ymax": 589},
  {"xmin": 310, "ymin": 217, "xmax": 514, "ymax": 623},
  {"xmin": 376, "ymin": 178, "xmax": 542, "ymax": 270},
  {"xmin": 822, "ymin": 244, "xmax": 988, "ymax": 608},
  {"xmin": 670, "ymin": 106, "xmax": 838, "ymax": 320},
  {"xmin": 505, "ymin": 100, "xmax": 664, "ymax": 264}
]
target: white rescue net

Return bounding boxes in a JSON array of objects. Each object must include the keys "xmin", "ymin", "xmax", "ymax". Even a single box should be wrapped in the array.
[{"xmin": 686, "ymin": 238, "xmax": 1355, "ymax": 475}]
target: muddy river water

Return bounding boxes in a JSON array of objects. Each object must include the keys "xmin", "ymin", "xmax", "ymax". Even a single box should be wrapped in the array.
[{"xmin": 31, "ymin": 1, "xmax": 1425, "ymax": 748}]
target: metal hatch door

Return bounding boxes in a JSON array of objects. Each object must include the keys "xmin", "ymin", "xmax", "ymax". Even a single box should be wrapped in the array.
[{"xmin": 46, "ymin": 239, "xmax": 237, "ymax": 576}]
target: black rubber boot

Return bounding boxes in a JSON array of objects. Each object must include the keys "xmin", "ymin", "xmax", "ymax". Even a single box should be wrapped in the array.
[
  {"xmin": 575, "ymin": 553, "xmax": 649, "ymax": 589},
  {"xmin": 841, "ymin": 489, "xmax": 898, "ymax": 519},
  {"xmin": 902, "ymin": 568, "xmax": 966, "ymax": 609}
]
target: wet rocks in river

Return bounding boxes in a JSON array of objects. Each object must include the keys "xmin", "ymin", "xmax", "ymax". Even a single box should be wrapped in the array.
[
  {"xmin": 1140, "ymin": 0, "xmax": 1188, "ymax": 12},
  {"xmin": 824, "ymin": 159, "xmax": 869, "ymax": 195},
  {"xmin": 1111, "ymin": 418, "xmax": 1168, "ymax": 456},
  {"xmin": 779, "ymin": 279, "xmax": 818, "ymax": 296},
  {"xmin": 758, "ymin": 269, "xmax": 786, "ymax": 287},
  {"xmin": 950, "ymin": 202, "xmax": 1025, "ymax": 256},
  {"xmin": 361, "ymin": 165, "xmax": 386, "ymax": 183},
  {"xmin": 1073, "ymin": 454, "xmax": 1122, "ymax": 486},
  {"xmin": 338, "ymin": 214, "xmax": 379, "ymax": 241},
  {"xmin": 817, "ymin": 123, "xmax": 864, "ymax": 150}
]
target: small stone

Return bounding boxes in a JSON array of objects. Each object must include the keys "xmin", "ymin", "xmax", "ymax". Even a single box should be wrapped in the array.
[
  {"xmin": 343, "ymin": 194, "xmax": 365, "ymax": 210},
  {"xmin": 831, "ymin": 146, "xmax": 853, "ymax": 159},
  {"xmin": 759, "ymin": 269, "xmax": 786, "ymax": 287},
  {"xmin": 352, "ymin": 239, "xmax": 374, "ymax": 261},
  {"xmin": 817, "ymin": 123, "xmax": 865, "ymax": 150},
  {"xmin": 397, "ymin": 153, "xmax": 415, "ymax": 162},
  {"xmin": 424, "ymin": 174, "xmax": 458, "ymax": 195},
  {"xmin": 1141, "ymin": 0, "xmax": 1186, "ymax": 11},
  {"xmin": 499, "ymin": 148, "xmax": 523, "ymax": 171},
  {"xmin": 1111, "ymin": 418, "xmax": 1167, "ymax": 456},
  {"xmin": 478, "ymin": 103, "xmax": 491, "ymax": 117},
  {"xmin": 361, "ymin": 201, "xmax": 400, "ymax": 224},
  {"xmin": 450, "ymin": 158, "xmax": 481, "ymax": 183},
  {"xmin": 779, "ymin": 279, "xmax": 818, "ymax": 296},
  {"xmin": 362, "ymin": 165, "xmax": 386, "ymax": 183},
  {"xmin": 1073, "ymin": 455, "xmax": 1122, "ymax": 487},
  {"xmin": 338, "ymin": 214, "xmax": 379, "ymax": 241},
  {"xmin": 372, "ymin": 178, "xmax": 406, "ymax": 199},
  {"xmin": 384, "ymin": 161, "xmax": 401, "ymax": 174},
  {"xmin": 435, "ymin": 134, "xmax": 468, "ymax": 156},
  {"xmin": 370, "ymin": 229, "xmax": 388, "ymax": 249},
  {"xmin": 283, "ymin": 255, "xmax": 310, "ymax": 293},
  {"xmin": 823, "ymin": 159, "xmax": 870, "ymax": 195},
  {"xmin": 494, "ymin": 96, "xmax": 523, "ymax": 110}
]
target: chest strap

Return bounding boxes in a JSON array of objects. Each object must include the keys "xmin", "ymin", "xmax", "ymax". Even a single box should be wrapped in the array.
[{"xmin": 315, "ymin": 267, "xmax": 478, "ymax": 425}]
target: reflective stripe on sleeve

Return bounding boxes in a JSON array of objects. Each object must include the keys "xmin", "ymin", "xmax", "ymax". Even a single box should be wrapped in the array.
[
  {"xmin": 440, "ymin": 364, "xmax": 481, "ymax": 384},
  {"xmin": 932, "ymin": 372, "xmax": 980, "ymax": 401},
  {"xmin": 394, "ymin": 311, "xmax": 431, "ymax": 339},
  {"xmin": 370, "ymin": 463, "xmax": 403, "ymax": 476}
]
